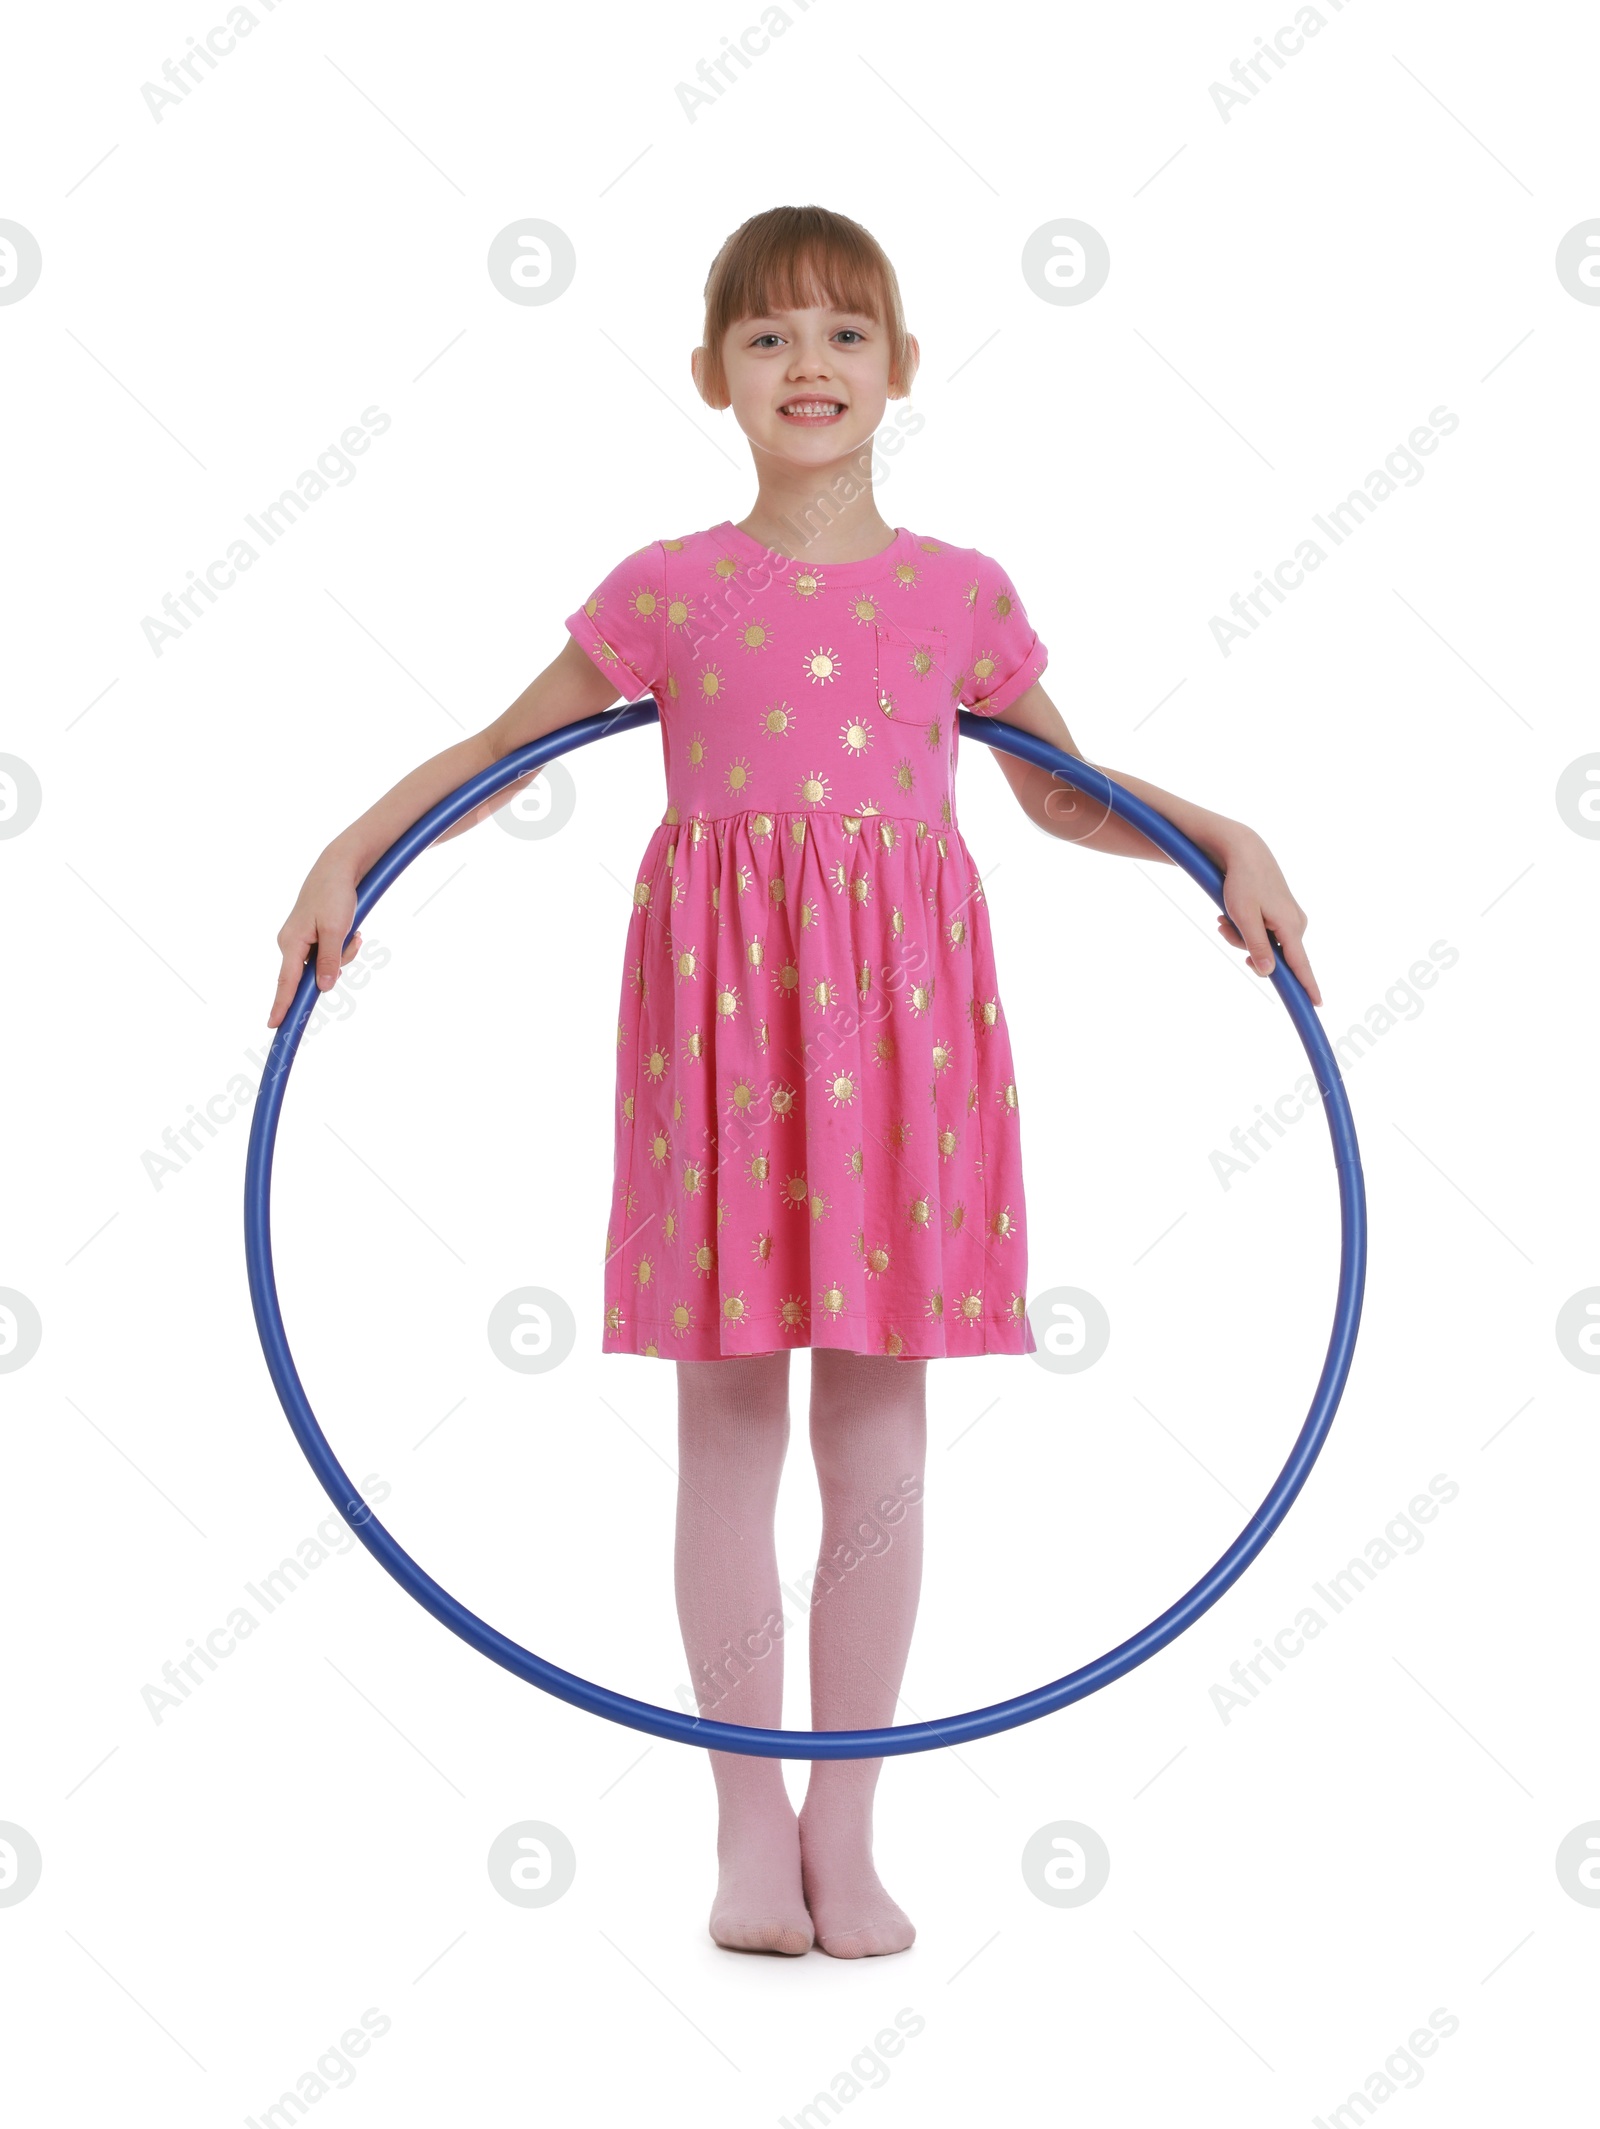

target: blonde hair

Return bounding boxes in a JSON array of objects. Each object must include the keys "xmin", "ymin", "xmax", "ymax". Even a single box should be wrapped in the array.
[{"xmin": 696, "ymin": 205, "xmax": 916, "ymax": 408}]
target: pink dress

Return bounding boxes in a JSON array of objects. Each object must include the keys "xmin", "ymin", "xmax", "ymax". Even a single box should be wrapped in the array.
[{"xmin": 565, "ymin": 520, "xmax": 1047, "ymax": 1362}]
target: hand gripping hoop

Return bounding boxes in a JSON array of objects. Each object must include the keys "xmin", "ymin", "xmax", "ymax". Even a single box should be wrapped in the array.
[{"xmin": 245, "ymin": 704, "xmax": 1366, "ymax": 1759}]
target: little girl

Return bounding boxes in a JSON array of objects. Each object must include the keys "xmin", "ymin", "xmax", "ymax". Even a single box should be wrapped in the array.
[{"xmin": 269, "ymin": 205, "xmax": 1320, "ymax": 1962}]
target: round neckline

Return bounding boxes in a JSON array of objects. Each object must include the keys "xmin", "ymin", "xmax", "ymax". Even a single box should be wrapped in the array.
[{"xmin": 716, "ymin": 519, "xmax": 912, "ymax": 585}]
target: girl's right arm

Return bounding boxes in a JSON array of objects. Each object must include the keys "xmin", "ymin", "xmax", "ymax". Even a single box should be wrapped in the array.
[{"xmin": 267, "ymin": 636, "xmax": 624, "ymax": 1028}]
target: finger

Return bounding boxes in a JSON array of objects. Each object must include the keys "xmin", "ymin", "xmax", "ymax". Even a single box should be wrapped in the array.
[
  {"xmin": 339, "ymin": 929, "xmax": 363, "ymax": 967},
  {"xmin": 268, "ymin": 931, "xmax": 315, "ymax": 1027},
  {"xmin": 1216, "ymin": 913, "xmax": 1246, "ymax": 949},
  {"xmin": 315, "ymin": 918, "xmax": 350, "ymax": 993},
  {"xmin": 1229, "ymin": 897, "xmax": 1278, "ymax": 976},
  {"xmin": 1271, "ymin": 921, "xmax": 1322, "ymax": 1007}
]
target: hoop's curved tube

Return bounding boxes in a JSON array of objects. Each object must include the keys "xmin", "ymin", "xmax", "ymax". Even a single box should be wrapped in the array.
[{"xmin": 245, "ymin": 702, "xmax": 1366, "ymax": 1758}]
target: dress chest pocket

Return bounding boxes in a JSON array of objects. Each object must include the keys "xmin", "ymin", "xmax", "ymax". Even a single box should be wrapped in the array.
[{"xmin": 871, "ymin": 622, "xmax": 952, "ymax": 728}]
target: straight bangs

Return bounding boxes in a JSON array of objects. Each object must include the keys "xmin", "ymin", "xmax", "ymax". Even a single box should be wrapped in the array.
[{"xmin": 699, "ymin": 206, "xmax": 914, "ymax": 403}]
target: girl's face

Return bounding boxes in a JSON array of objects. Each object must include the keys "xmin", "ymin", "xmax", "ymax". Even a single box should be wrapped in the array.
[{"xmin": 701, "ymin": 303, "xmax": 913, "ymax": 466}]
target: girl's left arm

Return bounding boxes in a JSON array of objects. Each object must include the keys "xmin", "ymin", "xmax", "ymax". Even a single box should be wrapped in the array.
[{"xmin": 987, "ymin": 679, "xmax": 1322, "ymax": 1007}]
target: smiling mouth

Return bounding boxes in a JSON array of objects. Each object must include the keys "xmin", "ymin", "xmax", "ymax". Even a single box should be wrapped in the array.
[{"xmin": 779, "ymin": 398, "xmax": 847, "ymax": 423}]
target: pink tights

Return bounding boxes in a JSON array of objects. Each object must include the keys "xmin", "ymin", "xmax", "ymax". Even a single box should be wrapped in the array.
[{"xmin": 673, "ymin": 1349, "xmax": 926, "ymax": 1958}]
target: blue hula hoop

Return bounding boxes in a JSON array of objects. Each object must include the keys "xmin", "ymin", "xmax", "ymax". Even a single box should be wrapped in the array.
[{"xmin": 245, "ymin": 703, "xmax": 1366, "ymax": 1759}]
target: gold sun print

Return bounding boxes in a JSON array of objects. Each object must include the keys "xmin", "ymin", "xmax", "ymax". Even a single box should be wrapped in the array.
[
  {"xmin": 698, "ymin": 664, "xmax": 726, "ymax": 701},
  {"xmin": 798, "ymin": 769, "xmax": 832, "ymax": 806},
  {"xmin": 804, "ymin": 647, "xmax": 841, "ymax": 685},
  {"xmin": 779, "ymin": 1294, "xmax": 809, "ymax": 1330},
  {"xmin": 894, "ymin": 759, "xmax": 915, "ymax": 793},
  {"xmin": 746, "ymin": 1149, "xmax": 771, "ymax": 1188},
  {"xmin": 863, "ymin": 1242, "xmax": 892, "ymax": 1279},
  {"xmin": 818, "ymin": 1280, "xmax": 849, "ymax": 1321},
  {"xmin": 712, "ymin": 554, "xmax": 739, "ymax": 580},
  {"xmin": 850, "ymin": 595, "xmax": 878, "ymax": 625},
  {"xmin": 727, "ymin": 1077, "xmax": 755, "ymax": 1117},
  {"xmin": 783, "ymin": 1172, "xmax": 809, "ymax": 1210},
  {"xmin": 752, "ymin": 1230, "xmax": 774, "ymax": 1264},
  {"xmin": 788, "ymin": 568, "xmax": 825, "ymax": 600},
  {"xmin": 669, "ymin": 1300, "xmax": 695, "ymax": 1338},
  {"xmin": 808, "ymin": 975, "xmax": 838, "ymax": 1013},
  {"xmin": 809, "ymin": 1191, "xmax": 831, "ymax": 1222},
  {"xmin": 892, "ymin": 562, "xmax": 920, "ymax": 589},
  {"xmin": 908, "ymin": 643, "xmax": 939, "ymax": 680},
  {"xmin": 958, "ymin": 1289, "xmax": 984, "ymax": 1322},
  {"xmin": 648, "ymin": 1128, "xmax": 670, "ymax": 1167},
  {"xmin": 991, "ymin": 587, "xmax": 1015, "ymax": 620},
  {"xmin": 694, "ymin": 1240, "xmax": 716, "ymax": 1278},
  {"xmin": 925, "ymin": 1289, "xmax": 945, "ymax": 1321},
  {"xmin": 739, "ymin": 619, "xmax": 772, "ymax": 653},
  {"xmin": 827, "ymin": 1070, "xmax": 857, "ymax": 1108},
  {"xmin": 686, "ymin": 733, "xmax": 707, "ymax": 770},
  {"xmin": 666, "ymin": 596, "xmax": 695, "ymax": 633},
  {"xmin": 762, "ymin": 703, "xmax": 794, "ymax": 739},
  {"xmin": 724, "ymin": 757, "xmax": 752, "ymax": 796},
  {"xmin": 840, "ymin": 716, "xmax": 873, "ymax": 755},
  {"xmin": 627, "ymin": 587, "xmax": 658, "ymax": 621}
]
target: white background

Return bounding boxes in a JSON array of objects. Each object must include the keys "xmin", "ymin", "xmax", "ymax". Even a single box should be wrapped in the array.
[{"xmin": 2, "ymin": 1, "xmax": 1596, "ymax": 2121}]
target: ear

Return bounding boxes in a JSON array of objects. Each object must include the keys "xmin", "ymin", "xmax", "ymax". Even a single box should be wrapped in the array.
[
  {"xmin": 891, "ymin": 332, "xmax": 921, "ymax": 400},
  {"xmin": 690, "ymin": 343, "xmax": 727, "ymax": 410}
]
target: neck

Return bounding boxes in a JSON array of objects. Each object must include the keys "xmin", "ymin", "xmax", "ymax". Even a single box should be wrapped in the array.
[{"xmin": 736, "ymin": 441, "xmax": 896, "ymax": 564}]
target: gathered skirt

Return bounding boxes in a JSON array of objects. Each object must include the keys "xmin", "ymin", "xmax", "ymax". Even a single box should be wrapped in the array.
[{"xmin": 601, "ymin": 806, "xmax": 1034, "ymax": 1360}]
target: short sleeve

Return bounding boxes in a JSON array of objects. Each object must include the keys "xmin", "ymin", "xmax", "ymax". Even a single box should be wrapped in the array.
[
  {"xmin": 959, "ymin": 551, "xmax": 1048, "ymax": 717},
  {"xmin": 565, "ymin": 542, "xmax": 668, "ymax": 702}
]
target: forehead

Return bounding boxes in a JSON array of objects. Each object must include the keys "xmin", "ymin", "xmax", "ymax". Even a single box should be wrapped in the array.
[{"xmin": 733, "ymin": 300, "xmax": 876, "ymax": 324}]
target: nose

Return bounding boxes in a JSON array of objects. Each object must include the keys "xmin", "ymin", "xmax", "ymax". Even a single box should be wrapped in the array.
[{"xmin": 786, "ymin": 338, "xmax": 833, "ymax": 381}]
